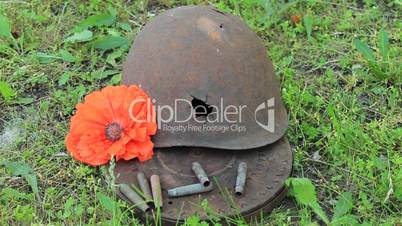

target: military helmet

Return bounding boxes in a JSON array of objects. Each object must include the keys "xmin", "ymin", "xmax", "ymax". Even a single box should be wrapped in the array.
[
  {"xmin": 123, "ymin": 5, "xmax": 288, "ymax": 150},
  {"xmin": 118, "ymin": 5, "xmax": 292, "ymax": 223}
]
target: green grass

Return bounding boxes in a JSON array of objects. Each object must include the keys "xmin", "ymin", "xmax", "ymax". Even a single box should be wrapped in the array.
[{"xmin": 0, "ymin": 0, "xmax": 401, "ymax": 225}]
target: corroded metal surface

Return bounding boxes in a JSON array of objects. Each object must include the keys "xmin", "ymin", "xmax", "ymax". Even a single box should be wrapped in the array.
[
  {"xmin": 122, "ymin": 5, "xmax": 288, "ymax": 150},
  {"xmin": 114, "ymin": 137, "xmax": 292, "ymax": 223}
]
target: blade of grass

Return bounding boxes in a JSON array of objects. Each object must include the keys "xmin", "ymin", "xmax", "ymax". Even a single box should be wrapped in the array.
[
  {"xmin": 303, "ymin": 15, "xmax": 313, "ymax": 40},
  {"xmin": 353, "ymin": 39, "xmax": 375, "ymax": 62},
  {"xmin": 378, "ymin": 29, "xmax": 389, "ymax": 60}
]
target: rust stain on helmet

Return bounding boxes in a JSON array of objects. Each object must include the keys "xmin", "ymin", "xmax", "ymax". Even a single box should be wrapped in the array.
[
  {"xmin": 197, "ymin": 16, "xmax": 222, "ymax": 42},
  {"xmin": 122, "ymin": 5, "xmax": 288, "ymax": 150}
]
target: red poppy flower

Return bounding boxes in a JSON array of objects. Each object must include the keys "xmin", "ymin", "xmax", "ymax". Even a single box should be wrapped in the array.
[{"xmin": 65, "ymin": 85, "xmax": 157, "ymax": 166}]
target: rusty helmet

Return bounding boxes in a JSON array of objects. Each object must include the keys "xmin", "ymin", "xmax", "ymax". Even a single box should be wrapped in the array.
[
  {"xmin": 118, "ymin": 5, "xmax": 292, "ymax": 223},
  {"xmin": 122, "ymin": 5, "xmax": 288, "ymax": 150}
]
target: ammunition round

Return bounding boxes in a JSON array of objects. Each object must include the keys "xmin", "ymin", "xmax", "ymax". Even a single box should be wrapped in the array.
[
  {"xmin": 191, "ymin": 162, "xmax": 210, "ymax": 187},
  {"xmin": 150, "ymin": 175, "xmax": 163, "ymax": 208},
  {"xmin": 137, "ymin": 172, "xmax": 153, "ymax": 204},
  {"xmin": 119, "ymin": 184, "xmax": 150, "ymax": 212},
  {"xmin": 168, "ymin": 183, "xmax": 213, "ymax": 197},
  {"xmin": 235, "ymin": 162, "xmax": 248, "ymax": 196}
]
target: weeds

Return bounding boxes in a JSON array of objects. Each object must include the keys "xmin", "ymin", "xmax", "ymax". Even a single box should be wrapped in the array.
[{"xmin": 353, "ymin": 29, "xmax": 401, "ymax": 83}]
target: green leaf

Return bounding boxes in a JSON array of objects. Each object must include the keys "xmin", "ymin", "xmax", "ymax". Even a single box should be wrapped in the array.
[
  {"xmin": 118, "ymin": 22, "xmax": 132, "ymax": 32},
  {"xmin": 106, "ymin": 48, "xmax": 125, "ymax": 66},
  {"xmin": 109, "ymin": 74, "xmax": 122, "ymax": 85},
  {"xmin": 0, "ymin": 43, "xmax": 10, "ymax": 52},
  {"xmin": 74, "ymin": 14, "xmax": 116, "ymax": 31},
  {"xmin": 286, "ymin": 178, "xmax": 317, "ymax": 205},
  {"xmin": 58, "ymin": 72, "xmax": 71, "ymax": 86},
  {"xmin": 0, "ymin": 187, "xmax": 33, "ymax": 201},
  {"xmin": 65, "ymin": 30, "xmax": 93, "ymax": 43},
  {"xmin": 303, "ymin": 15, "xmax": 313, "ymax": 39},
  {"xmin": 97, "ymin": 192, "xmax": 121, "ymax": 215},
  {"xmin": 0, "ymin": 81, "xmax": 15, "ymax": 101},
  {"xmin": 92, "ymin": 36, "xmax": 128, "ymax": 50},
  {"xmin": 91, "ymin": 69, "xmax": 119, "ymax": 80},
  {"xmin": 333, "ymin": 192, "xmax": 353, "ymax": 220},
  {"xmin": 331, "ymin": 214, "xmax": 358, "ymax": 226},
  {"xmin": 74, "ymin": 204, "xmax": 84, "ymax": 217},
  {"xmin": 0, "ymin": 15, "xmax": 12, "ymax": 38},
  {"xmin": 310, "ymin": 202, "xmax": 330, "ymax": 225},
  {"xmin": 24, "ymin": 174, "xmax": 39, "ymax": 195},
  {"xmin": 59, "ymin": 49, "xmax": 75, "ymax": 62},
  {"xmin": 185, "ymin": 215, "xmax": 202, "ymax": 226},
  {"xmin": 378, "ymin": 29, "xmax": 389, "ymax": 59},
  {"xmin": 64, "ymin": 197, "xmax": 75, "ymax": 212},
  {"xmin": 33, "ymin": 52, "xmax": 59, "ymax": 64},
  {"xmin": 353, "ymin": 39, "xmax": 375, "ymax": 62},
  {"xmin": 286, "ymin": 178, "xmax": 330, "ymax": 224},
  {"xmin": 1, "ymin": 162, "xmax": 39, "ymax": 195},
  {"xmin": 15, "ymin": 97, "xmax": 34, "ymax": 105},
  {"xmin": 373, "ymin": 157, "xmax": 387, "ymax": 170}
]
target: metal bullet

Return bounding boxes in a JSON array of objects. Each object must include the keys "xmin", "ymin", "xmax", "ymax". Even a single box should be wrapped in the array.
[
  {"xmin": 191, "ymin": 162, "xmax": 210, "ymax": 187},
  {"xmin": 235, "ymin": 162, "xmax": 247, "ymax": 196},
  {"xmin": 119, "ymin": 184, "xmax": 150, "ymax": 212},
  {"xmin": 150, "ymin": 175, "xmax": 163, "ymax": 208},
  {"xmin": 137, "ymin": 172, "xmax": 153, "ymax": 204},
  {"xmin": 168, "ymin": 183, "xmax": 213, "ymax": 197}
]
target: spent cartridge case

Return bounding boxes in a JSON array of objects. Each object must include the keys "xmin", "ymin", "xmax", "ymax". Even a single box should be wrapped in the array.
[
  {"xmin": 119, "ymin": 184, "xmax": 150, "ymax": 212},
  {"xmin": 191, "ymin": 162, "xmax": 210, "ymax": 186},
  {"xmin": 235, "ymin": 162, "xmax": 248, "ymax": 195},
  {"xmin": 137, "ymin": 172, "xmax": 153, "ymax": 203},
  {"xmin": 168, "ymin": 183, "xmax": 213, "ymax": 197},
  {"xmin": 150, "ymin": 175, "xmax": 163, "ymax": 208}
]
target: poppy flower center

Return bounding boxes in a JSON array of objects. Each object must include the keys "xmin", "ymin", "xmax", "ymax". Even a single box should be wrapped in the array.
[{"xmin": 105, "ymin": 122, "xmax": 123, "ymax": 141}]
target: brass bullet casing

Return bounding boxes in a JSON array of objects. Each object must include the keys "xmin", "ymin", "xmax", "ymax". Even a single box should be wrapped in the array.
[
  {"xmin": 235, "ymin": 162, "xmax": 248, "ymax": 195},
  {"xmin": 168, "ymin": 183, "xmax": 213, "ymax": 197},
  {"xmin": 137, "ymin": 172, "xmax": 153, "ymax": 204},
  {"xmin": 150, "ymin": 175, "xmax": 163, "ymax": 208},
  {"xmin": 191, "ymin": 162, "xmax": 210, "ymax": 186},
  {"xmin": 119, "ymin": 184, "xmax": 150, "ymax": 212}
]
